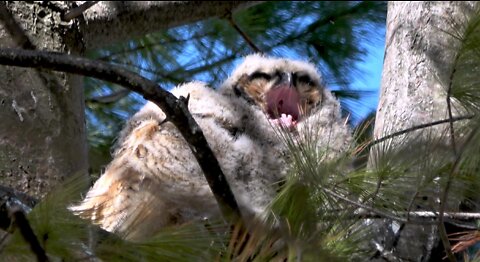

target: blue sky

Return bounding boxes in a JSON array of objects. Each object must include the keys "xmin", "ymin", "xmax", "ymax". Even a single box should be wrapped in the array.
[{"xmin": 348, "ymin": 26, "xmax": 385, "ymax": 124}]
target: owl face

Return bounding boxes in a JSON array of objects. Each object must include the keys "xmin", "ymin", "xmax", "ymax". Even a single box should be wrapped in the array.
[{"xmin": 223, "ymin": 54, "xmax": 323, "ymax": 128}]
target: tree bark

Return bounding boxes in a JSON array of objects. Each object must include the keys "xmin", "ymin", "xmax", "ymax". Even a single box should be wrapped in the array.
[
  {"xmin": 374, "ymin": 1, "xmax": 477, "ymax": 141},
  {"xmin": 0, "ymin": 2, "xmax": 87, "ymax": 199},
  {"xmin": 371, "ymin": 2, "xmax": 478, "ymax": 261}
]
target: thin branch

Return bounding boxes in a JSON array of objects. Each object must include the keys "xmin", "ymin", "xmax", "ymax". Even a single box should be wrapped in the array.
[
  {"xmin": 439, "ymin": 44, "xmax": 464, "ymax": 262},
  {"xmin": 62, "ymin": 1, "xmax": 99, "ymax": 21},
  {"xmin": 446, "ymin": 55, "xmax": 461, "ymax": 156},
  {"xmin": 367, "ymin": 114, "xmax": 474, "ymax": 148},
  {"xmin": 438, "ymin": 173, "xmax": 457, "ymax": 262},
  {"xmin": 0, "ymin": 48, "xmax": 242, "ymax": 223},
  {"xmin": 0, "ymin": 2, "xmax": 35, "ymax": 49},
  {"xmin": 446, "ymin": 100, "xmax": 457, "ymax": 153},
  {"xmin": 406, "ymin": 190, "xmax": 421, "ymax": 221},
  {"xmin": 226, "ymin": 13, "xmax": 263, "ymax": 54},
  {"xmin": 351, "ymin": 210, "xmax": 480, "ymax": 221},
  {"xmin": 9, "ymin": 208, "xmax": 49, "ymax": 262},
  {"xmin": 322, "ymin": 188, "xmax": 432, "ymax": 225}
]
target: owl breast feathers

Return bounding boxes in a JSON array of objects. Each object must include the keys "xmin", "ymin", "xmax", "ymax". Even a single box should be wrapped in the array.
[{"xmin": 70, "ymin": 54, "xmax": 352, "ymax": 240}]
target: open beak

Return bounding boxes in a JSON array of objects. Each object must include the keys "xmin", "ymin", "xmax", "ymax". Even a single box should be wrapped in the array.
[{"xmin": 265, "ymin": 72, "xmax": 301, "ymax": 128}]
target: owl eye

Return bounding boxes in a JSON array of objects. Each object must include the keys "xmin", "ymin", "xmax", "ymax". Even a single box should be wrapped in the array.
[
  {"xmin": 249, "ymin": 71, "xmax": 272, "ymax": 81},
  {"xmin": 296, "ymin": 74, "xmax": 315, "ymax": 86}
]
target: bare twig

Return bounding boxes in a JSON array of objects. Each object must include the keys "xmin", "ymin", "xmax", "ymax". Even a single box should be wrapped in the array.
[
  {"xmin": 0, "ymin": 2, "xmax": 35, "ymax": 49},
  {"xmin": 351, "ymin": 210, "xmax": 480, "ymax": 221},
  {"xmin": 406, "ymin": 190, "xmax": 420, "ymax": 221},
  {"xmin": 324, "ymin": 190, "xmax": 480, "ymax": 227},
  {"xmin": 0, "ymin": 48, "xmax": 242, "ymax": 223},
  {"xmin": 226, "ymin": 13, "xmax": 263, "ymax": 53},
  {"xmin": 62, "ymin": 1, "xmax": 99, "ymax": 21},
  {"xmin": 446, "ymin": 55, "xmax": 461, "ymax": 156},
  {"xmin": 9, "ymin": 208, "xmax": 48, "ymax": 262},
  {"xmin": 366, "ymin": 114, "xmax": 474, "ymax": 149}
]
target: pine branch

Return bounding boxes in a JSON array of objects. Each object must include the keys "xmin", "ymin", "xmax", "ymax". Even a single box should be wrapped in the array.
[
  {"xmin": 446, "ymin": 50, "xmax": 462, "ymax": 155},
  {"xmin": 62, "ymin": 1, "xmax": 99, "ymax": 21},
  {"xmin": 438, "ymin": 38, "xmax": 466, "ymax": 262},
  {"xmin": 361, "ymin": 113, "xmax": 475, "ymax": 262},
  {"xmin": 226, "ymin": 13, "xmax": 263, "ymax": 53},
  {"xmin": 0, "ymin": 48, "xmax": 242, "ymax": 224},
  {"xmin": 438, "ymin": 126, "xmax": 477, "ymax": 262},
  {"xmin": 322, "ymin": 188, "xmax": 431, "ymax": 225},
  {"xmin": 266, "ymin": 1, "xmax": 380, "ymax": 51}
]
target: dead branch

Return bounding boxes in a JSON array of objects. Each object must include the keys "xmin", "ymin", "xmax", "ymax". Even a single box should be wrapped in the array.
[{"xmin": 62, "ymin": 1, "xmax": 99, "ymax": 21}]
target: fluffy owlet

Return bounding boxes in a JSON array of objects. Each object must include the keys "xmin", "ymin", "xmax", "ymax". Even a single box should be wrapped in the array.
[{"xmin": 70, "ymin": 54, "xmax": 352, "ymax": 240}]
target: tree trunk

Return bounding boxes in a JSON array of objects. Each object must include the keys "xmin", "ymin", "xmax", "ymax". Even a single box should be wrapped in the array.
[
  {"xmin": 370, "ymin": 1, "xmax": 478, "ymax": 261},
  {"xmin": 0, "ymin": 2, "xmax": 87, "ymax": 199},
  {"xmin": 0, "ymin": 1, "xmax": 253, "ymax": 199},
  {"xmin": 374, "ymin": 1, "xmax": 476, "ymax": 140}
]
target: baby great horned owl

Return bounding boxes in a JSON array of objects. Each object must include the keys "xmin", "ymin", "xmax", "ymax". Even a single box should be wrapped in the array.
[{"xmin": 71, "ymin": 54, "xmax": 352, "ymax": 240}]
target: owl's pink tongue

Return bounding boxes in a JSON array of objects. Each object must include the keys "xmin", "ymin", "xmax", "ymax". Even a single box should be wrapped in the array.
[
  {"xmin": 266, "ymin": 85, "xmax": 300, "ymax": 121},
  {"xmin": 265, "ymin": 85, "xmax": 300, "ymax": 129}
]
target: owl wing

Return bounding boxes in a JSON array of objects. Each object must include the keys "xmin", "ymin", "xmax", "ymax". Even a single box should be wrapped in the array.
[{"xmin": 70, "ymin": 82, "xmax": 235, "ymax": 240}]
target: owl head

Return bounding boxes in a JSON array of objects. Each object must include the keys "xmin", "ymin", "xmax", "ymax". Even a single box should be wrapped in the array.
[{"xmin": 221, "ymin": 54, "xmax": 325, "ymax": 129}]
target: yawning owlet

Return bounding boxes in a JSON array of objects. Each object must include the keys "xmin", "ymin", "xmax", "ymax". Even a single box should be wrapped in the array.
[{"xmin": 70, "ymin": 54, "xmax": 352, "ymax": 240}]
